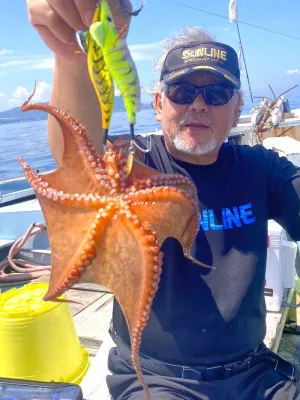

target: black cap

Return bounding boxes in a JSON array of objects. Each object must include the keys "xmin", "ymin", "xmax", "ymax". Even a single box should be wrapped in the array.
[{"xmin": 160, "ymin": 41, "xmax": 241, "ymax": 89}]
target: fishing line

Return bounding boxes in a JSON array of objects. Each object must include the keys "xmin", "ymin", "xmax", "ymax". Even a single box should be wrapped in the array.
[{"xmin": 163, "ymin": 0, "xmax": 300, "ymax": 41}]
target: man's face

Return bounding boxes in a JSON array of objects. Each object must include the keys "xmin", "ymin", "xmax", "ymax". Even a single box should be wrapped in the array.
[{"xmin": 154, "ymin": 72, "xmax": 241, "ymax": 163}]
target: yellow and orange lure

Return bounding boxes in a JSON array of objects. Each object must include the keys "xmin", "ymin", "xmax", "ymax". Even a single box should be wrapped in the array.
[
  {"xmin": 77, "ymin": 1, "xmax": 142, "ymax": 141},
  {"xmin": 76, "ymin": 0, "xmax": 150, "ymax": 169},
  {"xmin": 76, "ymin": 6, "xmax": 114, "ymax": 143},
  {"xmin": 89, "ymin": 1, "xmax": 141, "ymax": 137}
]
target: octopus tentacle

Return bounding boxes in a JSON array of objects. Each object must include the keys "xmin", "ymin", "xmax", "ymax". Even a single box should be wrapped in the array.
[
  {"xmin": 21, "ymin": 95, "xmax": 111, "ymax": 194},
  {"xmin": 18, "ymin": 157, "xmax": 112, "ymax": 209},
  {"xmin": 115, "ymin": 209, "xmax": 163, "ymax": 400},
  {"xmin": 127, "ymin": 174, "xmax": 198, "ymax": 202},
  {"xmin": 18, "ymin": 157, "xmax": 50, "ymax": 190},
  {"xmin": 128, "ymin": 188, "xmax": 211, "ymax": 270},
  {"xmin": 44, "ymin": 205, "xmax": 115, "ymax": 301},
  {"xmin": 103, "ymin": 144, "xmax": 133, "ymax": 194},
  {"xmin": 125, "ymin": 185, "xmax": 197, "ymax": 205},
  {"xmin": 21, "ymin": 100, "xmax": 103, "ymax": 171}
]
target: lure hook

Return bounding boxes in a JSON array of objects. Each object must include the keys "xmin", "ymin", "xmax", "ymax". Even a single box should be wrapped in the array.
[
  {"xmin": 119, "ymin": 0, "xmax": 146, "ymax": 16},
  {"xmin": 75, "ymin": 30, "xmax": 88, "ymax": 54},
  {"xmin": 130, "ymin": 124, "xmax": 152, "ymax": 153}
]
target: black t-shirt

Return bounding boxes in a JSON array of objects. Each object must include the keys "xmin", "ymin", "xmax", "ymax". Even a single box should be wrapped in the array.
[{"xmin": 112, "ymin": 135, "xmax": 300, "ymax": 366}]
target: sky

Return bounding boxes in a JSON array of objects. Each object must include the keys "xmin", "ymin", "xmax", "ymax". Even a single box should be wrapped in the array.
[{"xmin": 0, "ymin": 0, "xmax": 299, "ymax": 112}]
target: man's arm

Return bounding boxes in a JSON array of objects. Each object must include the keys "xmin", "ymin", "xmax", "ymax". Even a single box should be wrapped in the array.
[
  {"xmin": 49, "ymin": 56, "xmax": 101, "ymax": 162},
  {"xmin": 26, "ymin": 0, "xmax": 132, "ymax": 164}
]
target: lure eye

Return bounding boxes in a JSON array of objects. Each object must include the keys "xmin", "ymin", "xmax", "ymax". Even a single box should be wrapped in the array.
[{"xmin": 107, "ymin": 16, "xmax": 112, "ymax": 22}]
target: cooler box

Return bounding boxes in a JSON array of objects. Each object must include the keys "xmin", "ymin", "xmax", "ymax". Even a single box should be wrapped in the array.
[{"xmin": 265, "ymin": 220, "xmax": 297, "ymax": 312}]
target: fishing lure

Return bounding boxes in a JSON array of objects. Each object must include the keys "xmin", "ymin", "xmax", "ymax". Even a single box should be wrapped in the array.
[
  {"xmin": 89, "ymin": 0, "xmax": 151, "ymax": 152},
  {"xmin": 76, "ymin": 0, "xmax": 151, "ymax": 158},
  {"xmin": 76, "ymin": 7, "xmax": 114, "ymax": 143}
]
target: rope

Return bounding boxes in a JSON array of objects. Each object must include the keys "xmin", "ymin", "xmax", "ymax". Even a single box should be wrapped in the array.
[{"xmin": 0, "ymin": 223, "xmax": 51, "ymax": 283}]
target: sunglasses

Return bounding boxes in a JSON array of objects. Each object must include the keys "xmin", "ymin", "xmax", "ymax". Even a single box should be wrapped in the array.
[{"xmin": 164, "ymin": 82, "xmax": 235, "ymax": 106}]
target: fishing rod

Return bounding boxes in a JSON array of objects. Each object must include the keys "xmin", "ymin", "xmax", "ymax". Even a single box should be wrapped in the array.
[{"xmin": 235, "ymin": 21, "xmax": 254, "ymax": 106}]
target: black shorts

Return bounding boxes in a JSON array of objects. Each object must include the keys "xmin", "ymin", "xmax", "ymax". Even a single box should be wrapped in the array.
[{"xmin": 106, "ymin": 340, "xmax": 300, "ymax": 400}]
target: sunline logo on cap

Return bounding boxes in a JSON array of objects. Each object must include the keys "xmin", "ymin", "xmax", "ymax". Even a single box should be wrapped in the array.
[
  {"xmin": 160, "ymin": 41, "xmax": 241, "ymax": 89},
  {"xmin": 182, "ymin": 47, "xmax": 227, "ymax": 64}
]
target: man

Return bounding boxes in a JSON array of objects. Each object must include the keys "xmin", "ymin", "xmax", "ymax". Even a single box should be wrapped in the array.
[{"xmin": 27, "ymin": 1, "xmax": 300, "ymax": 399}]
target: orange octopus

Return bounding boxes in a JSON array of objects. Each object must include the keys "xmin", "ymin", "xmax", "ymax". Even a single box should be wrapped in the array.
[{"xmin": 18, "ymin": 93, "xmax": 209, "ymax": 400}]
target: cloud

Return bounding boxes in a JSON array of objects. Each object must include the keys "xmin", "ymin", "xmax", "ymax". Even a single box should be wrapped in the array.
[
  {"xmin": 286, "ymin": 69, "xmax": 300, "ymax": 74},
  {"xmin": 8, "ymin": 81, "xmax": 51, "ymax": 107},
  {"xmin": 8, "ymin": 86, "xmax": 29, "ymax": 106},
  {"xmin": 0, "ymin": 49, "xmax": 14, "ymax": 56},
  {"xmin": 0, "ymin": 92, "xmax": 5, "ymax": 97},
  {"xmin": 129, "ymin": 42, "xmax": 160, "ymax": 61},
  {"xmin": 0, "ymin": 56, "xmax": 54, "ymax": 70},
  {"xmin": 0, "ymin": 42, "xmax": 158, "ymax": 73},
  {"xmin": 23, "ymin": 57, "xmax": 55, "ymax": 70},
  {"xmin": 33, "ymin": 81, "xmax": 52, "ymax": 101},
  {"xmin": 0, "ymin": 59, "xmax": 33, "ymax": 68},
  {"xmin": 0, "ymin": 42, "xmax": 159, "ymax": 71}
]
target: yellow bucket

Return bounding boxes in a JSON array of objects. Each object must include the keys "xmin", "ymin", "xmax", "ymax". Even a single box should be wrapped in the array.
[{"xmin": 0, "ymin": 282, "xmax": 90, "ymax": 383}]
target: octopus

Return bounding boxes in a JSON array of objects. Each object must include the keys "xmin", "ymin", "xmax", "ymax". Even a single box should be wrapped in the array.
[{"xmin": 18, "ymin": 93, "xmax": 210, "ymax": 400}]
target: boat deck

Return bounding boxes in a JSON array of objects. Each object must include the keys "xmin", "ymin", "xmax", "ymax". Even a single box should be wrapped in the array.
[
  {"xmin": 67, "ymin": 284, "xmax": 114, "ymax": 357},
  {"xmin": 69, "ymin": 285, "xmax": 294, "ymax": 355},
  {"xmin": 0, "ymin": 279, "xmax": 299, "ymax": 397},
  {"xmin": 0, "ymin": 278, "xmax": 294, "ymax": 356}
]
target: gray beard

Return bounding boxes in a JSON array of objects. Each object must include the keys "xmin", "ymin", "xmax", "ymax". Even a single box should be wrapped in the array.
[{"xmin": 168, "ymin": 131, "xmax": 218, "ymax": 156}]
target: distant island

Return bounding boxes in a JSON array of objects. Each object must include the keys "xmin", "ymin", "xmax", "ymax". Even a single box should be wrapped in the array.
[{"xmin": 0, "ymin": 96, "xmax": 152, "ymax": 125}]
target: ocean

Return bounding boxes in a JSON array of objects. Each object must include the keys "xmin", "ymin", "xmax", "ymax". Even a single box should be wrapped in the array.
[
  {"xmin": 0, "ymin": 109, "xmax": 161, "ymax": 185},
  {"xmin": 1, "ymin": 95, "xmax": 300, "ymax": 192}
]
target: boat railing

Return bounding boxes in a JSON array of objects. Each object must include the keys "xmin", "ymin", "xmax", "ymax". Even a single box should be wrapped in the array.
[
  {"xmin": 0, "ymin": 175, "xmax": 35, "ymax": 207},
  {"xmin": 0, "ymin": 176, "xmax": 29, "ymax": 185}
]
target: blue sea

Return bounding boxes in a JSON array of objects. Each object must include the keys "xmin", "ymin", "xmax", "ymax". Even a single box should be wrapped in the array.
[
  {"xmin": 0, "ymin": 109, "xmax": 161, "ymax": 186},
  {"xmin": 1, "ymin": 95, "xmax": 300, "ymax": 192}
]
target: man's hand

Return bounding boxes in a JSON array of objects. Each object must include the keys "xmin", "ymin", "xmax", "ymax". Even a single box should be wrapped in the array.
[{"xmin": 26, "ymin": 0, "xmax": 133, "ymax": 60}]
